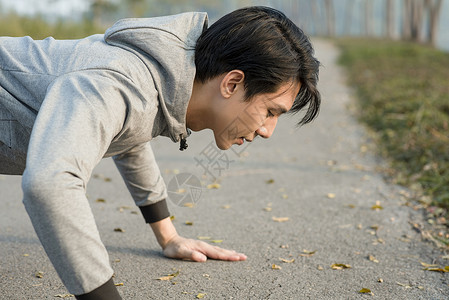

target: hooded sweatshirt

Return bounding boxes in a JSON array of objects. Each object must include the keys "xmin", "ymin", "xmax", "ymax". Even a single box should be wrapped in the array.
[{"xmin": 0, "ymin": 12, "xmax": 208, "ymax": 295}]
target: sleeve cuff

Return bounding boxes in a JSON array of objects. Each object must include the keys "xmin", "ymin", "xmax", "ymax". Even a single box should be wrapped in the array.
[
  {"xmin": 75, "ymin": 277, "xmax": 121, "ymax": 300},
  {"xmin": 139, "ymin": 199, "xmax": 170, "ymax": 223}
]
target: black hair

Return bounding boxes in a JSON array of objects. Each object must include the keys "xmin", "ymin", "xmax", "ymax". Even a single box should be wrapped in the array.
[{"xmin": 194, "ymin": 6, "xmax": 321, "ymax": 125}]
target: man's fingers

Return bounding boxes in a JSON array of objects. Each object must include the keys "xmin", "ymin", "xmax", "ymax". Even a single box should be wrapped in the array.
[{"xmin": 198, "ymin": 242, "xmax": 247, "ymax": 261}]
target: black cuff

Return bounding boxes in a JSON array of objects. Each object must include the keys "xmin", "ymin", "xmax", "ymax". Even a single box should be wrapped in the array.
[
  {"xmin": 75, "ymin": 277, "xmax": 121, "ymax": 300},
  {"xmin": 139, "ymin": 199, "xmax": 170, "ymax": 223}
]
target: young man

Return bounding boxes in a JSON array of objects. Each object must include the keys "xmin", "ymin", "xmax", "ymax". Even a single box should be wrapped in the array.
[{"xmin": 0, "ymin": 6, "xmax": 320, "ymax": 299}]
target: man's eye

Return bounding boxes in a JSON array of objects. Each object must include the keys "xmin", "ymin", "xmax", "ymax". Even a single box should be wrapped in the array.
[{"xmin": 267, "ymin": 111, "xmax": 274, "ymax": 118}]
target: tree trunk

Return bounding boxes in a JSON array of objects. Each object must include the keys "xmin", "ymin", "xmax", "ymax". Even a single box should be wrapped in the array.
[
  {"xmin": 365, "ymin": 0, "xmax": 373, "ymax": 36},
  {"xmin": 425, "ymin": 0, "xmax": 443, "ymax": 46},
  {"xmin": 410, "ymin": 0, "xmax": 425, "ymax": 42},
  {"xmin": 386, "ymin": 0, "xmax": 395, "ymax": 39},
  {"xmin": 344, "ymin": 0, "xmax": 356, "ymax": 36},
  {"xmin": 402, "ymin": 0, "xmax": 412, "ymax": 40},
  {"xmin": 324, "ymin": 0, "xmax": 335, "ymax": 37}
]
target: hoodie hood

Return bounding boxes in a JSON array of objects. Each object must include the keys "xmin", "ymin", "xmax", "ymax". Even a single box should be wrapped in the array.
[{"xmin": 104, "ymin": 12, "xmax": 208, "ymax": 143}]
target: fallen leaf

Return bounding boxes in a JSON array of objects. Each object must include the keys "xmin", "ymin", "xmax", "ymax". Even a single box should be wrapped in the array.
[
  {"xmin": 371, "ymin": 201, "xmax": 383, "ymax": 210},
  {"xmin": 368, "ymin": 255, "xmax": 379, "ymax": 263},
  {"xmin": 176, "ymin": 188, "xmax": 186, "ymax": 194},
  {"xmin": 396, "ymin": 282, "xmax": 412, "ymax": 288},
  {"xmin": 280, "ymin": 258, "xmax": 295, "ymax": 263},
  {"xmin": 266, "ymin": 179, "xmax": 275, "ymax": 184},
  {"xmin": 359, "ymin": 288, "xmax": 373, "ymax": 295},
  {"xmin": 222, "ymin": 205, "xmax": 231, "ymax": 209},
  {"xmin": 263, "ymin": 207, "xmax": 272, "ymax": 212},
  {"xmin": 170, "ymin": 215, "xmax": 175, "ymax": 221},
  {"xmin": 185, "ymin": 221, "xmax": 193, "ymax": 226},
  {"xmin": 96, "ymin": 198, "xmax": 106, "ymax": 203},
  {"xmin": 327, "ymin": 193, "xmax": 336, "ymax": 199},
  {"xmin": 420, "ymin": 262, "xmax": 438, "ymax": 268},
  {"xmin": 378, "ymin": 278, "xmax": 384, "ymax": 283},
  {"xmin": 196, "ymin": 293, "xmax": 206, "ymax": 299},
  {"xmin": 114, "ymin": 228, "xmax": 125, "ymax": 232},
  {"xmin": 183, "ymin": 202, "xmax": 195, "ymax": 208},
  {"xmin": 114, "ymin": 283, "xmax": 124, "ymax": 286},
  {"xmin": 424, "ymin": 267, "xmax": 448, "ymax": 273},
  {"xmin": 157, "ymin": 271, "xmax": 179, "ymax": 281},
  {"xmin": 207, "ymin": 183, "xmax": 221, "ymax": 189},
  {"xmin": 113, "ymin": 259, "xmax": 121, "ymax": 263},
  {"xmin": 346, "ymin": 204, "xmax": 356, "ymax": 208},
  {"xmin": 209, "ymin": 240, "xmax": 223, "ymax": 243},
  {"xmin": 54, "ymin": 294, "xmax": 74, "ymax": 298},
  {"xmin": 35, "ymin": 271, "xmax": 44, "ymax": 278},
  {"xmin": 272, "ymin": 264, "xmax": 282, "ymax": 270},
  {"xmin": 331, "ymin": 263, "xmax": 351, "ymax": 270},
  {"xmin": 282, "ymin": 194, "xmax": 288, "ymax": 199},
  {"xmin": 23, "ymin": 254, "xmax": 29, "ymax": 257},
  {"xmin": 272, "ymin": 217, "xmax": 289, "ymax": 222},
  {"xmin": 317, "ymin": 265, "xmax": 324, "ymax": 270},
  {"xmin": 197, "ymin": 236, "xmax": 211, "ymax": 240},
  {"xmin": 299, "ymin": 250, "xmax": 317, "ymax": 257}
]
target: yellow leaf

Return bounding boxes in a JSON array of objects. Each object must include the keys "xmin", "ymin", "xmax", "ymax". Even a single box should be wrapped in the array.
[
  {"xmin": 424, "ymin": 267, "xmax": 448, "ymax": 273},
  {"xmin": 420, "ymin": 262, "xmax": 438, "ymax": 268},
  {"xmin": 170, "ymin": 215, "xmax": 175, "ymax": 221},
  {"xmin": 359, "ymin": 288, "xmax": 372, "ymax": 294},
  {"xmin": 347, "ymin": 204, "xmax": 356, "ymax": 208},
  {"xmin": 299, "ymin": 250, "xmax": 317, "ymax": 257},
  {"xmin": 196, "ymin": 293, "xmax": 206, "ymax": 299},
  {"xmin": 263, "ymin": 207, "xmax": 272, "ymax": 212},
  {"xmin": 114, "ymin": 228, "xmax": 125, "ymax": 232},
  {"xmin": 23, "ymin": 254, "xmax": 29, "ymax": 257},
  {"xmin": 176, "ymin": 188, "xmax": 186, "ymax": 194},
  {"xmin": 54, "ymin": 294, "xmax": 74, "ymax": 298},
  {"xmin": 183, "ymin": 202, "xmax": 195, "ymax": 208},
  {"xmin": 280, "ymin": 258, "xmax": 295, "ymax": 263},
  {"xmin": 185, "ymin": 221, "xmax": 193, "ymax": 226},
  {"xmin": 222, "ymin": 205, "xmax": 231, "ymax": 209},
  {"xmin": 207, "ymin": 183, "xmax": 221, "ymax": 189},
  {"xmin": 378, "ymin": 278, "xmax": 384, "ymax": 283},
  {"xmin": 331, "ymin": 263, "xmax": 351, "ymax": 270},
  {"xmin": 114, "ymin": 283, "xmax": 124, "ymax": 286},
  {"xmin": 96, "ymin": 198, "xmax": 106, "ymax": 203},
  {"xmin": 282, "ymin": 194, "xmax": 288, "ymax": 199},
  {"xmin": 327, "ymin": 193, "xmax": 336, "ymax": 199},
  {"xmin": 272, "ymin": 216, "xmax": 289, "ymax": 222},
  {"xmin": 371, "ymin": 205, "xmax": 384, "ymax": 210},
  {"xmin": 197, "ymin": 236, "xmax": 211, "ymax": 240},
  {"xmin": 317, "ymin": 265, "xmax": 324, "ymax": 270},
  {"xmin": 368, "ymin": 255, "xmax": 379, "ymax": 263},
  {"xmin": 35, "ymin": 271, "xmax": 44, "ymax": 278},
  {"xmin": 210, "ymin": 240, "xmax": 223, "ymax": 243},
  {"xmin": 266, "ymin": 179, "xmax": 275, "ymax": 184},
  {"xmin": 272, "ymin": 264, "xmax": 282, "ymax": 270}
]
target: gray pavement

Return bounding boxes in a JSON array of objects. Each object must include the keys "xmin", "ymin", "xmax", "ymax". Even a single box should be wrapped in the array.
[{"xmin": 1, "ymin": 39, "xmax": 448, "ymax": 299}]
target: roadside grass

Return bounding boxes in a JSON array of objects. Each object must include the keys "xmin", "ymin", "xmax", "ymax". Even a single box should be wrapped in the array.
[{"xmin": 337, "ymin": 38, "xmax": 449, "ymax": 220}]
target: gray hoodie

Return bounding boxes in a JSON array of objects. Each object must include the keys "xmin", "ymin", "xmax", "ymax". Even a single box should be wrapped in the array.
[{"xmin": 0, "ymin": 12, "xmax": 208, "ymax": 295}]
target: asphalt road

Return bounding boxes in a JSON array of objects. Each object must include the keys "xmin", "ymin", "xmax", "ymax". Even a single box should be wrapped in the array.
[{"xmin": 1, "ymin": 39, "xmax": 448, "ymax": 299}]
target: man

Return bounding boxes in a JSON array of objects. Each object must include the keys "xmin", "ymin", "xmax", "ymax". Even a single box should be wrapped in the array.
[{"xmin": 0, "ymin": 6, "xmax": 320, "ymax": 299}]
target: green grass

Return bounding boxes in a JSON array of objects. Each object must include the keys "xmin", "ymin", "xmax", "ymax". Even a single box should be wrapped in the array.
[
  {"xmin": 337, "ymin": 38, "xmax": 449, "ymax": 211},
  {"xmin": 0, "ymin": 13, "xmax": 104, "ymax": 39}
]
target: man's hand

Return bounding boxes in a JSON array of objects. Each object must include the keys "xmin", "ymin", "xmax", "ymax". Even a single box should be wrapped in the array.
[
  {"xmin": 150, "ymin": 217, "xmax": 247, "ymax": 262},
  {"xmin": 163, "ymin": 235, "xmax": 247, "ymax": 262}
]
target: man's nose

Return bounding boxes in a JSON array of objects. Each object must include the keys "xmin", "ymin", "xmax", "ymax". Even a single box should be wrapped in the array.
[{"xmin": 256, "ymin": 118, "xmax": 277, "ymax": 138}]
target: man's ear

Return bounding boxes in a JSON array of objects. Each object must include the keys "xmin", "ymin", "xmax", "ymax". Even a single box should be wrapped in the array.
[{"xmin": 220, "ymin": 70, "xmax": 245, "ymax": 99}]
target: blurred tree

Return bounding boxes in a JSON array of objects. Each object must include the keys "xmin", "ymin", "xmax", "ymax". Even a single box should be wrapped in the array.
[
  {"xmin": 87, "ymin": 0, "xmax": 119, "ymax": 26},
  {"xmin": 385, "ymin": 0, "xmax": 395, "ymax": 39},
  {"xmin": 122, "ymin": 0, "xmax": 148, "ymax": 17},
  {"xmin": 324, "ymin": 0, "xmax": 335, "ymax": 37},
  {"xmin": 425, "ymin": 0, "xmax": 443, "ymax": 46},
  {"xmin": 344, "ymin": 0, "xmax": 355, "ymax": 36}
]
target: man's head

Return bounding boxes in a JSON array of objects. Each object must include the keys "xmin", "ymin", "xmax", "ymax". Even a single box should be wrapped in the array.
[{"xmin": 191, "ymin": 6, "xmax": 321, "ymax": 149}]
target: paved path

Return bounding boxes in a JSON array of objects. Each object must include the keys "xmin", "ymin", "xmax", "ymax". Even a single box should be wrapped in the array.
[{"xmin": 1, "ymin": 39, "xmax": 448, "ymax": 299}]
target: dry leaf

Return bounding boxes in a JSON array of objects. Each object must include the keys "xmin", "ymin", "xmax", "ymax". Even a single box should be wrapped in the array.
[
  {"xmin": 114, "ymin": 228, "xmax": 125, "ymax": 232},
  {"xmin": 54, "ymin": 294, "xmax": 74, "ymax": 298},
  {"xmin": 170, "ymin": 215, "xmax": 175, "ymax": 220},
  {"xmin": 280, "ymin": 244, "xmax": 289, "ymax": 249},
  {"xmin": 368, "ymin": 255, "xmax": 379, "ymax": 263},
  {"xmin": 197, "ymin": 236, "xmax": 211, "ymax": 240},
  {"xmin": 266, "ymin": 179, "xmax": 275, "ymax": 184},
  {"xmin": 378, "ymin": 278, "xmax": 384, "ymax": 283},
  {"xmin": 209, "ymin": 240, "xmax": 223, "ymax": 243},
  {"xmin": 331, "ymin": 263, "xmax": 351, "ymax": 270},
  {"xmin": 176, "ymin": 188, "xmax": 186, "ymax": 194},
  {"xmin": 114, "ymin": 283, "xmax": 124, "ymax": 286},
  {"xmin": 359, "ymin": 288, "xmax": 373, "ymax": 295},
  {"xmin": 185, "ymin": 221, "xmax": 193, "ymax": 226},
  {"xmin": 317, "ymin": 265, "xmax": 324, "ymax": 270},
  {"xmin": 396, "ymin": 282, "xmax": 412, "ymax": 288},
  {"xmin": 263, "ymin": 207, "xmax": 272, "ymax": 212},
  {"xmin": 282, "ymin": 194, "xmax": 288, "ymax": 199},
  {"xmin": 157, "ymin": 271, "xmax": 179, "ymax": 281},
  {"xmin": 96, "ymin": 198, "xmax": 106, "ymax": 203},
  {"xmin": 420, "ymin": 262, "xmax": 438, "ymax": 268},
  {"xmin": 183, "ymin": 202, "xmax": 195, "ymax": 208},
  {"xmin": 371, "ymin": 201, "xmax": 383, "ymax": 210},
  {"xmin": 327, "ymin": 193, "xmax": 336, "ymax": 199},
  {"xmin": 346, "ymin": 204, "xmax": 356, "ymax": 208},
  {"xmin": 207, "ymin": 183, "xmax": 221, "ymax": 189},
  {"xmin": 272, "ymin": 264, "xmax": 282, "ymax": 270},
  {"xmin": 299, "ymin": 250, "xmax": 317, "ymax": 257},
  {"xmin": 280, "ymin": 258, "xmax": 295, "ymax": 263},
  {"xmin": 272, "ymin": 217, "xmax": 289, "ymax": 222},
  {"xmin": 23, "ymin": 254, "xmax": 29, "ymax": 257},
  {"xmin": 222, "ymin": 205, "xmax": 231, "ymax": 209},
  {"xmin": 196, "ymin": 293, "xmax": 206, "ymax": 299},
  {"xmin": 424, "ymin": 267, "xmax": 449, "ymax": 273},
  {"xmin": 35, "ymin": 271, "xmax": 44, "ymax": 278}
]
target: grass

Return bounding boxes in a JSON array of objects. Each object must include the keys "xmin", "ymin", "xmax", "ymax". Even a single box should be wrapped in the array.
[{"xmin": 337, "ymin": 38, "xmax": 449, "ymax": 214}]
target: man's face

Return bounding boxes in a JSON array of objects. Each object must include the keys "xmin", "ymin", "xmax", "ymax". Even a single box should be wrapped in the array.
[{"xmin": 213, "ymin": 82, "xmax": 300, "ymax": 150}]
